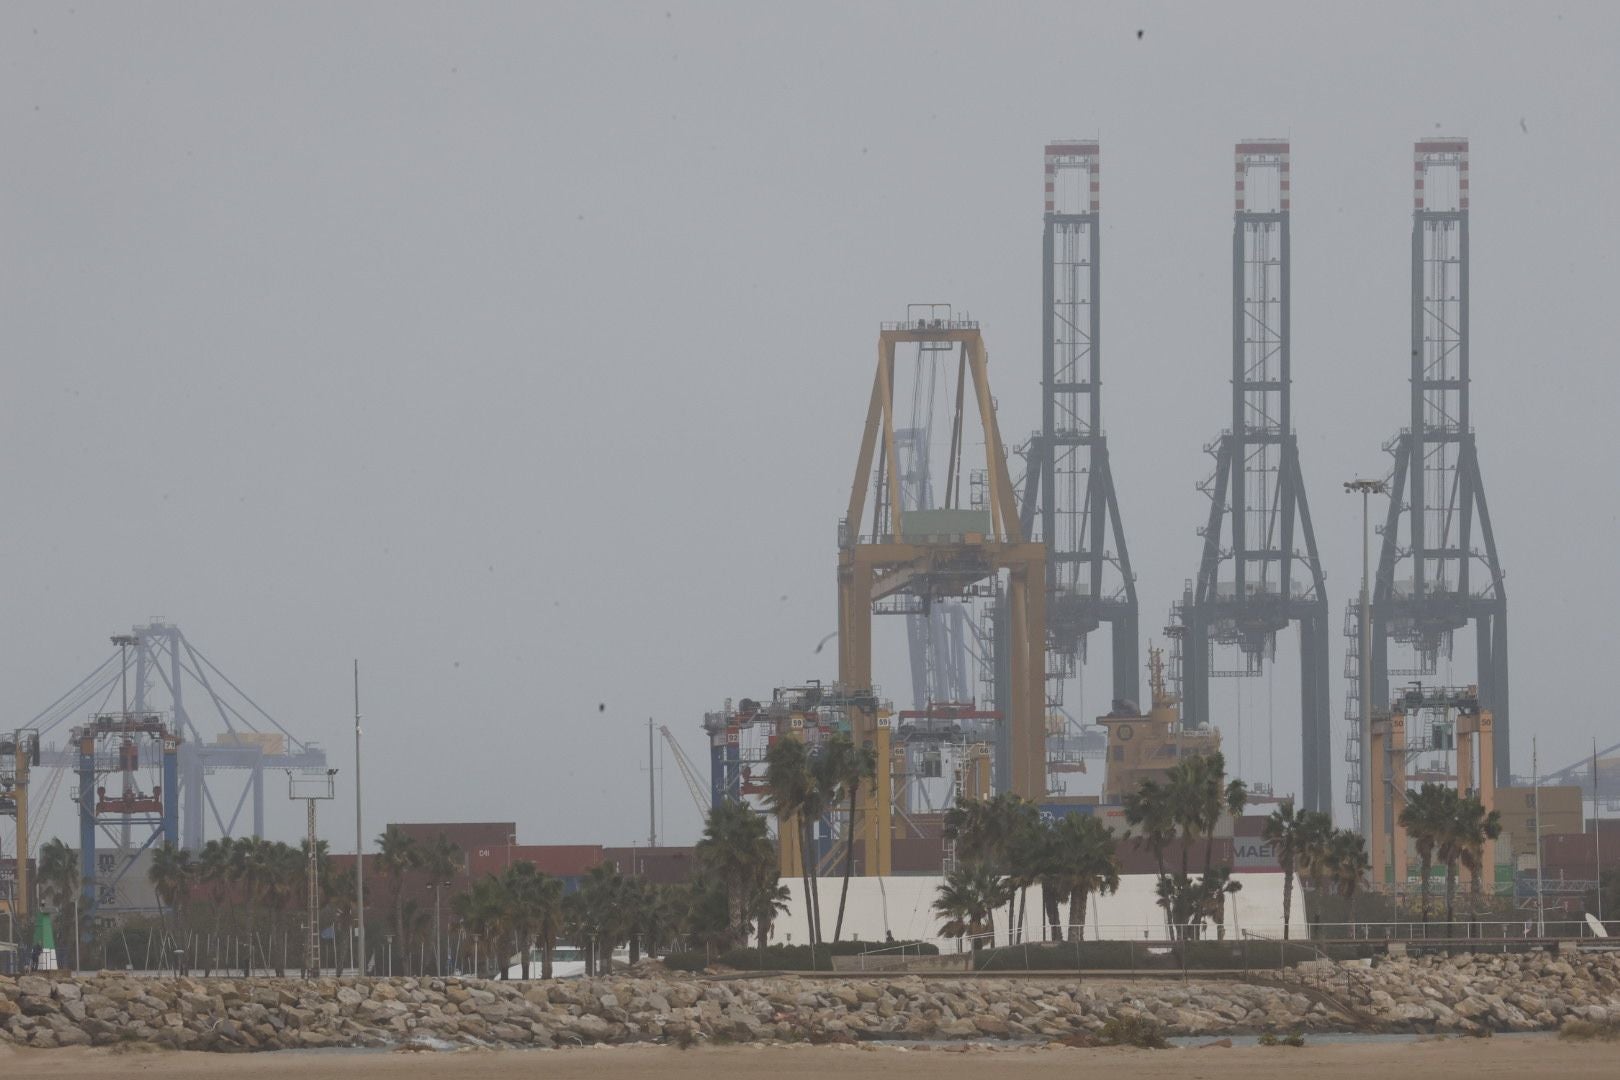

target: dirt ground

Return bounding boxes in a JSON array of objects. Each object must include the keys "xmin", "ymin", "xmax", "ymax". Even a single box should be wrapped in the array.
[{"xmin": 4, "ymin": 1037, "xmax": 1614, "ymax": 1080}]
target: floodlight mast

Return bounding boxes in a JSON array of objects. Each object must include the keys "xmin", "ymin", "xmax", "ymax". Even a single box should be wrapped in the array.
[
  {"xmin": 1344, "ymin": 478, "xmax": 1388, "ymax": 839},
  {"xmin": 288, "ymin": 768, "xmax": 337, "ymax": 978}
]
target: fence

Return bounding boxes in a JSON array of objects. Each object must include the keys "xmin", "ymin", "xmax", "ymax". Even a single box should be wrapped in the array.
[{"xmin": 836, "ymin": 916, "xmax": 1616, "ymax": 976}]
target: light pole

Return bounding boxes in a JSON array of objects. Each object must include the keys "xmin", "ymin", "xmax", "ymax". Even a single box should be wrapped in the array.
[
  {"xmin": 353, "ymin": 661, "xmax": 365, "ymax": 976},
  {"xmin": 428, "ymin": 881, "xmax": 451, "ymax": 977},
  {"xmin": 385, "ymin": 932, "xmax": 394, "ymax": 977},
  {"xmin": 1345, "ymin": 478, "xmax": 1388, "ymax": 846}
]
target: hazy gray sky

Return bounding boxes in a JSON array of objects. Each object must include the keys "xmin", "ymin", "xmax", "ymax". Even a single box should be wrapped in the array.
[{"xmin": 4, "ymin": 2, "xmax": 1617, "ymax": 850}]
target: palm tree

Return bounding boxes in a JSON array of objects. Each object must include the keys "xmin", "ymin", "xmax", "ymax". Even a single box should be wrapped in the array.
[
  {"xmin": 933, "ymin": 862, "xmax": 1005, "ymax": 953},
  {"xmin": 1328, "ymin": 829, "xmax": 1371, "ymax": 933},
  {"xmin": 452, "ymin": 875, "xmax": 510, "ymax": 977},
  {"xmin": 1224, "ymin": 777, "xmax": 1249, "ymax": 842},
  {"xmin": 148, "ymin": 843, "xmax": 194, "ymax": 960},
  {"xmin": 1123, "ymin": 779, "xmax": 1177, "ymax": 928},
  {"xmin": 399, "ymin": 896, "xmax": 431, "ymax": 974},
  {"xmin": 1031, "ymin": 819, "xmax": 1067, "ymax": 941},
  {"xmin": 37, "ymin": 838, "xmax": 80, "ymax": 968},
  {"xmin": 495, "ymin": 861, "xmax": 539, "ymax": 977},
  {"xmin": 228, "ymin": 836, "xmax": 274, "ymax": 973},
  {"xmin": 1051, "ymin": 814, "xmax": 1121, "ymax": 942},
  {"xmin": 375, "ymin": 825, "xmax": 422, "ymax": 972},
  {"xmin": 326, "ymin": 865, "xmax": 357, "ymax": 974},
  {"xmin": 942, "ymin": 796, "xmax": 995, "ymax": 864},
  {"xmin": 820, "ymin": 734, "xmax": 878, "ymax": 943},
  {"xmin": 577, "ymin": 863, "xmax": 627, "ymax": 974},
  {"xmin": 943, "ymin": 793, "xmax": 1033, "ymax": 942},
  {"xmin": 1166, "ymin": 754, "xmax": 1215, "ymax": 877},
  {"xmin": 694, "ymin": 799, "xmax": 775, "ymax": 945},
  {"xmin": 749, "ymin": 876, "xmax": 792, "ymax": 951},
  {"xmin": 531, "ymin": 871, "xmax": 565, "ymax": 978},
  {"xmin": 1262, "ymin": 801, "xmax": 1310, "ymax": 941},
  {"xmin": 259, "ymin": 841, "xmax": 305, "ymax": 976},
  {"xmin": 765, "ymin": 737, "xmax": 823, "ymax": 948},
  {"xmin": 1448, "ymin": 794, "xmax": 1502, "ymax": 925},
  {"xmin": 1003, "ymin": 804, "xmax": 1047, "ymax": 943},
  {"xmin": 1291, "ymin": 811, "xmax": 1334, "ymax": 934},
  {"xmin": 196, "ymin": 837, "xmax": 236, "ymax": 975},
  {"xmin": 1399, "ymin": 782, "xmax": 1455, "ymax": 930}
]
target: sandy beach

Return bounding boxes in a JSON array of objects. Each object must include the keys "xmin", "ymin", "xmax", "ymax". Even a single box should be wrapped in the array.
[{"xmin": 6, "ymin": 1038, "xmax": 1614, "ymax": 1080}]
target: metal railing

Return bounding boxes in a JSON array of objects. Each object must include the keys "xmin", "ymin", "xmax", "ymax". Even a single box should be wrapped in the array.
[{"xmin": 844, "ymin": 916, "xmax": 1619, "ymax": 975}]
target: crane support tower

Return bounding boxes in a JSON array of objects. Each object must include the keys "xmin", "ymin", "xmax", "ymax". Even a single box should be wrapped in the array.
[
  {"xmin": 1366, "ymin": 684, "xmax": 1497, "ymax": 889},
  {"xmin": 839, "ymin": 310, "xmax": 1046, "ymax": 875},
  {"xmin": 1020, "ymin": 140, "xmax": 1140, "ymax": 714},
  {"xmin": 75, "ymin": 635, "xmax": 180, "ymax": 922},
  {"xmin": 1355, "ymin": 139, "xmax": 1509, "ymax": 816},
  {"xmin": 32, "ymin": 622, "xmax": 328, "ymax": 856},
  {"xmin": 0, "ymin": 730, "xmax": 41, "ymax": 924},
  {"xmin": 1178, "ymin": 141, "xmax": 1333, "ymax": 813}
]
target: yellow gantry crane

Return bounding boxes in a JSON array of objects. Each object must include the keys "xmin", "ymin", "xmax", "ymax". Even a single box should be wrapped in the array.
[
  {"xmin": 838, "ymin": 310, "xmax": 1046, "ymax": 876},
  {"xmin": 1, "ymin": 730, "xmax": 41, "ymax": 928}
]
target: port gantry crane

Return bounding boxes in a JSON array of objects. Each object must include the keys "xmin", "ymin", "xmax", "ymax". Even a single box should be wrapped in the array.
[
  {"xmin": 1019, "ymin": 141, "xmax": 1141, "ymax": 730},
  {"xmin": 838, "ymin": 308, "xmax": 1046, "ymax": 875},
  {"xmin": 1176, "ymin": 141, "xmax": 1334, "ymax": 814},
  {"xmin": 12, "ymin": 623, "xmax": 327, "ymax": 923},
  {"xmin": 1349, "ymin": 139, "xmax": 1509, "ymax": 838}
]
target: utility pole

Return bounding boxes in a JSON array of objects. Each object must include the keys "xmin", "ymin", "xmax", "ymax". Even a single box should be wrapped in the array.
[
  {"xmin": 1345, "ymin": 479, "xmax": 1388, "ymax": 840},
  {"xmin": 1534, "ymin": 738, "xmax": 1545, "ymax": 936},
  {"xmin": 1596, "ymin": 737, "xmax": 1604, "ymax": 924},
  {"xmin": 429, "ymin": 881, "xmax": 450, "ymax": 977},
  {"xmin": 647, "ymin": 718, "xmax": 657, "ymax": 850},
  {"xmin": 354, "ymin": 661, "xmax": 365, "ymax": 975}
]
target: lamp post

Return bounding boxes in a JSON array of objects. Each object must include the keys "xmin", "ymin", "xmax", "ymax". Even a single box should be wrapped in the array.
[
  {"xmin": 353, "ymin": 660, "xmax": 365, "ymax": 977},
  {"xmin": 428, "ymin": 880, "xmax": 451, "ymax": 977},
  {"xmin": 1345, "ymin": 478, "xmax": 1388, "ymax": 845},
  {"xmin": 385, "ymin": 933, "xmax": 394, "ymax": 977}
]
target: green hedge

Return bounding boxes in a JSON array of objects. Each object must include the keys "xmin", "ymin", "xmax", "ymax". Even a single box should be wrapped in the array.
[{"xmin": 664, "ymin": 940, "xmax": 939, "ymax": 972}]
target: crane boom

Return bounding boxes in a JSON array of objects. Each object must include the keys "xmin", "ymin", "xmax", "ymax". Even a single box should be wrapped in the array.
[{"xmin": 658, "ymin": 726, "xmax": 710, "ymax": 822}]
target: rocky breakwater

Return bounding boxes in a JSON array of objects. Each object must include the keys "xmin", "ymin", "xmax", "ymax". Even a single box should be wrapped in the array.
[
  {"xmin": 0, "ymin": 971, "xmax": 1348, "ymax": 1050},
  {"xmin": 0, "ymin": 951, "xmax": 1616, "ymax": 1051},
  {"xmin": 1289, "ymin": 950, "xmax": 1620, "ymax": 1034}
]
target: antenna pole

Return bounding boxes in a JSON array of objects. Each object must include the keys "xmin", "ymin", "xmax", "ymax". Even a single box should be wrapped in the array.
[
  {"xmin": 648, "ymin": 718, "xmax": 657, "ymax": 850},
  {"xmin": 1596, "ymin": 737, "xmax": 1603, "ymax": 924},
  {"xmin": 354, "ymin": 660, "xmax": 365, "ymax": 973},
  {"xmin": 1534, "ymin": 737, "xmax": 1545, "ymax": 936}
]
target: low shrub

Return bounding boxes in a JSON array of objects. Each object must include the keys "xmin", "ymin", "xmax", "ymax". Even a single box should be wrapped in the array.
[
  {"xmin": 1559, "ymin": 1019, "xmax": 1620, "ymax": 1042},
  {"xmin": 1097, "ymin": 1015, "xmax": 1167, "ymax": 1049},
  {"xmin": 1258, "ymin": 1032, "xmax": 1305, "ymax": 1047}
]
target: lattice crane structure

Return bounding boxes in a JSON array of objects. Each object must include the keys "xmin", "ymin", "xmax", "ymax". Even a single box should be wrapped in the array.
[
  {"xmin": 1349, "ymin": 139, "xmax": 1509, "ymax": 829},
  {"xmin": 1019, "ymin": 141, "xmax": 1140, "ymax": 718},
  {"xmin": 20, "ymin": 622, "xmax": 327, "ymax": 919},
  {"xmin": 838, "ymin": 310, "xmax": 1046, "ymax": 871},
  {"xmin": 1176, "ymin": 141, "xmax": 1334, "ymax": 814}
]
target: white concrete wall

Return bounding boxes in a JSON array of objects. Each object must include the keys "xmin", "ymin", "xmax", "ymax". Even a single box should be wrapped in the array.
[{"xmin": 769, "ymin": 872, "xmax": 1292, "ymax": 946}]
